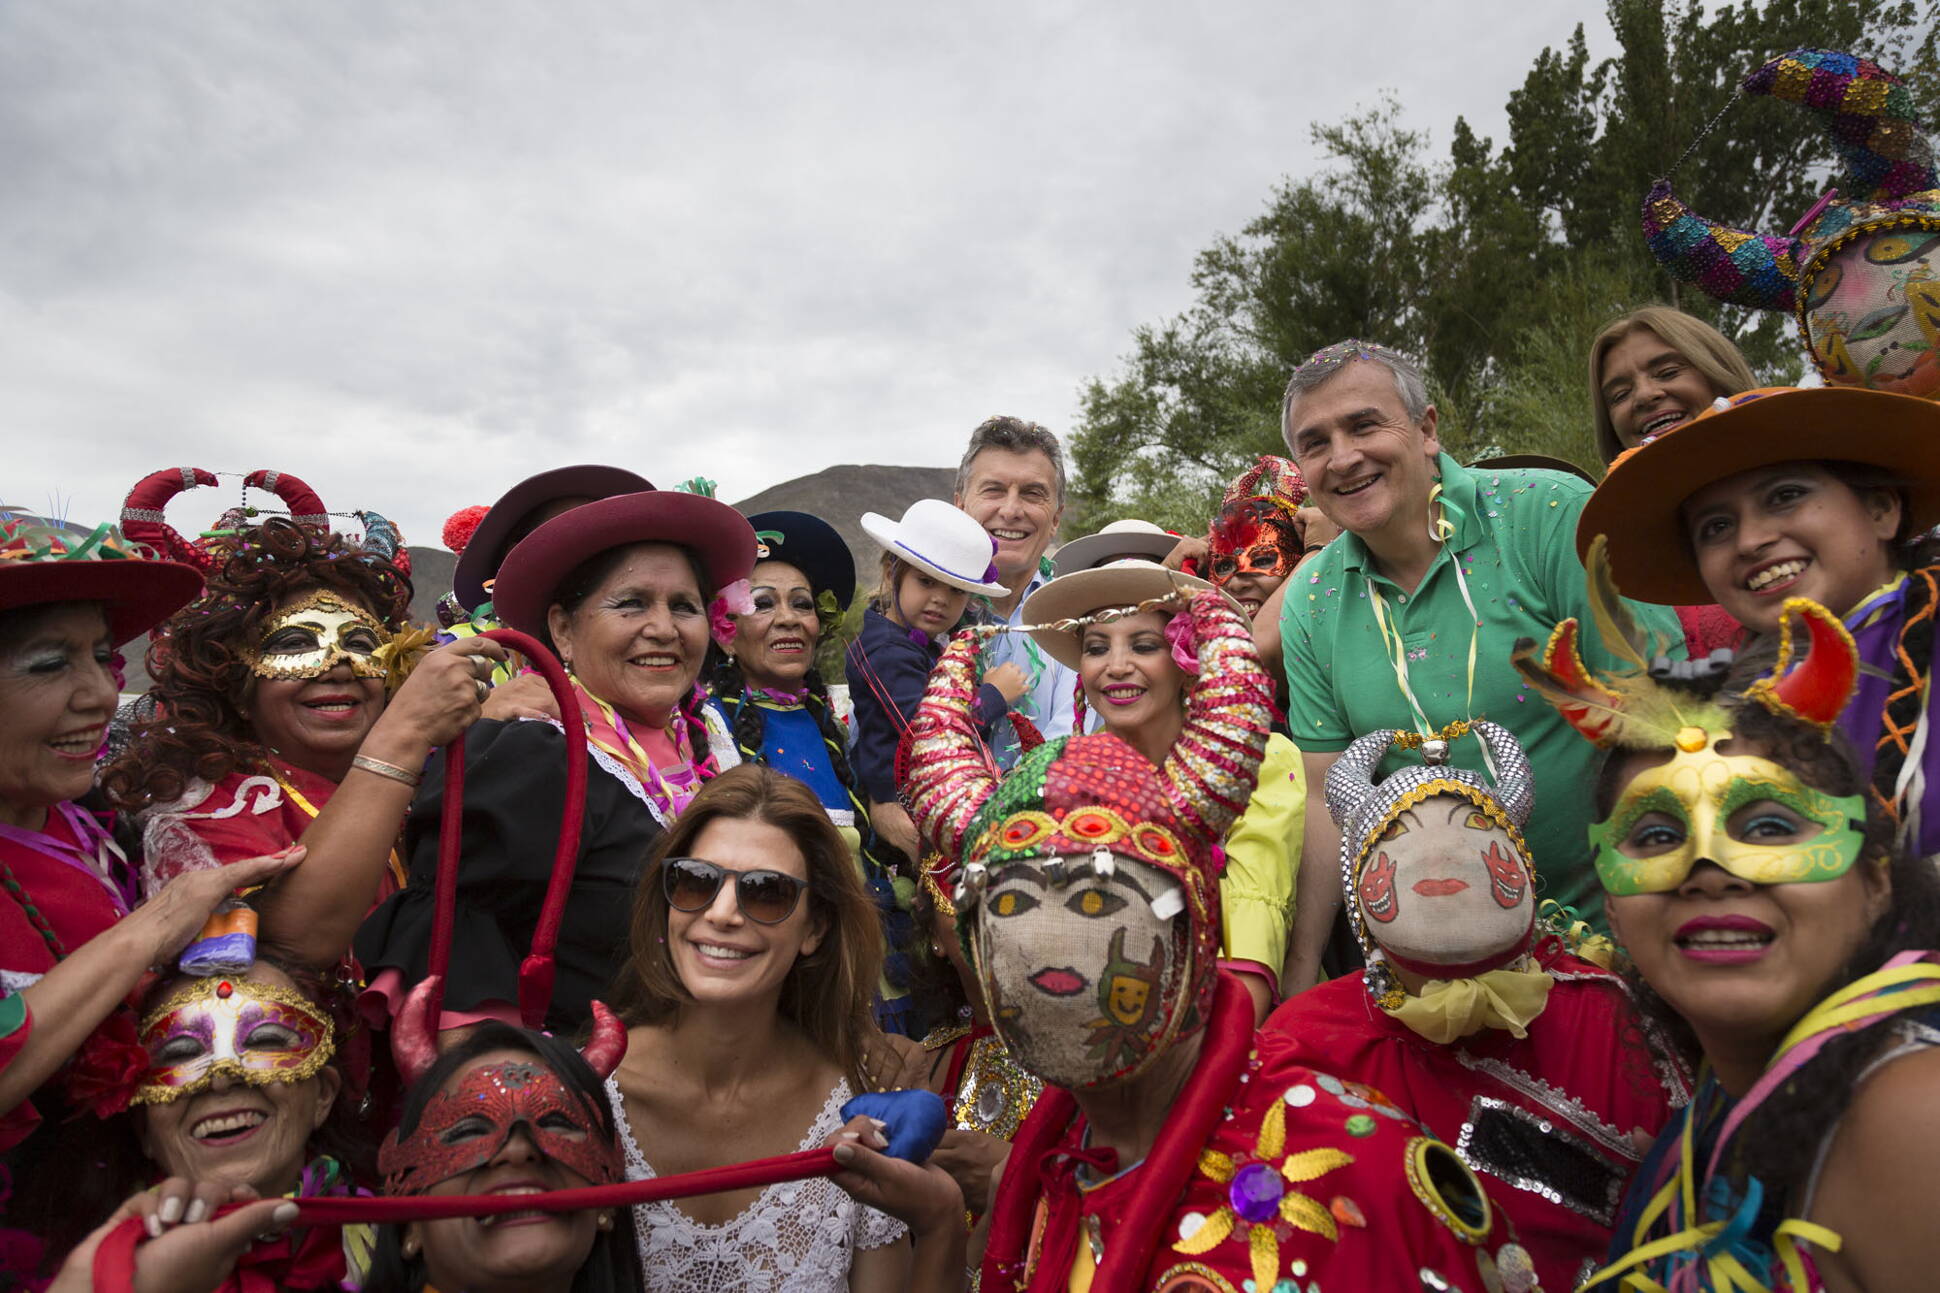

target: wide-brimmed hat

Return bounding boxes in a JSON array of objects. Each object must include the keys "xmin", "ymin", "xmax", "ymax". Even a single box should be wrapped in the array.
[
  {"xmin": 454, "ymin": 465, "xmax": 654, "ymax": 612},
  {"xmin": 0, "ymin": 516, "xmax": 205, "ymax": 645},
  {"xmin": 859, "ymin": 499, "xmax": 1009, "ymax": 596},
  {"xmin": 1469, "ymin": 453, "xmax": 1598, "ymax": 486},
  {"xmin": 1051, "ymin": 519, "xmax": 1181, "ymax": 576},
  {"xmin": 1021, "ymin": 560, "xmax": 1234, "ymax": 670},
  {"xmin": 493, "ymin": 491, "xmax": 757, "ymax": 636},
  {"xmin": 1578, "ymin": 385, "xmax": 1940, "ymax": 605},
  {"xmin": 745, "ymin": 510, "xmax": 856, "ymax": 609}
]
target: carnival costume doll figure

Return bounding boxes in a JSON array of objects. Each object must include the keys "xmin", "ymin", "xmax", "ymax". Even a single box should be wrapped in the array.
[
  {"xmin": 1264, "ymin": 717, "xmax": 1686, "ymax": 1292},
  {"xmin": 708, "ymin": 509, "xmax": 922, "ymax": 1034},
  {"xmin": 906, "ymin": 589, "xmax": 1542, "ymax": 1292},
  {"xmin": 1517, "ymin": 553, "xmax": 1940, "ymax": 1289},
  {"xmin": 1644, "ymin": 48, "xmax": 1940, "ymax": 401}
]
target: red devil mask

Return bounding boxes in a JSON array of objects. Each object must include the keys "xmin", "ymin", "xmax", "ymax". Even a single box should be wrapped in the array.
[{"xmin": 378, "ymin": 1058, "xmax": 622, "ymax": 1195}]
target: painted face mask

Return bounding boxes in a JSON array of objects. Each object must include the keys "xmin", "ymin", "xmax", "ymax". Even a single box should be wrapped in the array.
[
  {"xmin": 1589, "ymin": 739, "xmax": 1868, "ymax": 894},
  {"xmin": 133, "ymin": 976, "xmax": 335, "ymax": 1105},
  {"xmin": 379, "ymin": 1058, "xmax": 622, "ymax": 1195},
  {"xmin": 971, "ymin": 850, "xmax": 1188, "ymax": 1090},
  {"xmin": 242, "ymin": 590, "xmax": 388, "ymax": 682},
  {"xmin": 1804, "ymin": 229, "xmax": 1940, "ymax": 398},
  {"xmin": 1356, "ymin": 790, "xmax": 1535, "ymax": 973}
]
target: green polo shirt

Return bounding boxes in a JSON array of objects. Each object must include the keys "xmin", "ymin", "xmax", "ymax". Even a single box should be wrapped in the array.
[{"xmin": 1280, "ymin": 453, "xmax": 1684, "ymax": 926}]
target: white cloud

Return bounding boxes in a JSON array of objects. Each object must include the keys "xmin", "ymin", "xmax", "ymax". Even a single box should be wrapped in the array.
[{"xmin": 1, "ymin": 0, "xmax": 1604, "ymax": 551}]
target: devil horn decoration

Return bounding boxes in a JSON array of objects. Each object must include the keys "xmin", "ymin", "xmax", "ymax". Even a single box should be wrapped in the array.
[
  {"xmin": 1325, "ymin": 729, "xmax": 1403, "ymax": 827},
  {"xmin": 1744, "ymin": 597, "xmax": 1859, "ymax": 732},
  {"xmin": 357, "ymin": 509, "xmax": 412, "ymax": 578},
  {"xmin": 1512, "ymin": 619, "xmax": 1626, "ymax": 745},
  {"xmin": 1473, "ymin": 720, "xmax": 1534, "ymax": 828},
  {"xmin": 242, "ymin": 470, "xmax": 329, "ymax": 527},
  {"xmin": 392, "ymin": 974, "xmax": 444, "ymax": 1086},
  {"xmin": 120, "ymin": 467, "xmax": 221, "ymax": 572},
  {"xmin": 1158, "ymin": 590, "xmax": 1273, "ymax": 841},
  {"xmin": 902, "ymin": 631, "xmax": 1001, "ymax": 860},
  {"xmin": 1641, "ymin": 178, "xmax": 1804, "ymax": 313},
  {"xmin": 580, "ymin": 1000, "xmax": 628, "ymax": 1078},
  {"xmin": 1745, "ymin": 49, "xmax": 1937, "ymax": 203}
]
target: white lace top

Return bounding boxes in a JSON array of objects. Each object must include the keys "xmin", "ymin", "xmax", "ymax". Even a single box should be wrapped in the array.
[{"xmin": 605, "ymin": 1076, "xmax": 907, "ymax": 1292}]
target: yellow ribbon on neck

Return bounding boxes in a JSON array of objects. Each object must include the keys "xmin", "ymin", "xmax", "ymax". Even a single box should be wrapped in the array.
[{"xmin": 1384, "ymin": 960, "xmax": 1553, "ymax": 1044}]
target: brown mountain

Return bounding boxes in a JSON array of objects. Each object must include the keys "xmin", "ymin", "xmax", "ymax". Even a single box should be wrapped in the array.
[{"xmin": 732, "ymin": 463, "xmax": 959, "ymax": 581}]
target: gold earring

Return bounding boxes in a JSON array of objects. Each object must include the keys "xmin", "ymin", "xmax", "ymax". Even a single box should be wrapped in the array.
[
  {"xmin": 401, "ymin": 1233, "xmax": 422, "ymax": 1259},
  {"xmin": 597, "ymin": 1212, "xmax": 615, "ymax": 1231}
]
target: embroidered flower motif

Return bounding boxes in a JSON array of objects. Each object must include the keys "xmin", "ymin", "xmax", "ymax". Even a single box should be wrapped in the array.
[
  {"xmin": 1172, "ymin": 1096, "xmax": 1355, "ymax": 1291},
  {"xmin": 709, "ymin": 579, "xmax": 756, "ymax": 649}
]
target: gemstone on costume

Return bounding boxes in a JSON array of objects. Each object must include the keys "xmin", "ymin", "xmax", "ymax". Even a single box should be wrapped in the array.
[
  {"xmin": 1227, "ymin": 1160, "xmax": 1283, "ymax": 1223},
  {"xmin": 1330, "ymin": 1195, "xmax": 1366, "ymax": 1228},
  {"xmin": 1177, "ymin": 1211, "xmax": 1208, "ymax": 1241},
  {"xmin": 1283, "ymin": 1083, "xmax": 1316, "ymax": 1107},
  {"xmin": 1345, "ymin": 1114, "xmax": 1377, "ymax": 1138}
]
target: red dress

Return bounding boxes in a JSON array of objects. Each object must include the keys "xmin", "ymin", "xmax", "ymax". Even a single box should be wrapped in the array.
[
  {"xmin": 1263, "ymin": 939, "xmax": 1688, "ymax": 1292},
  {"xmin": 0, "ymin": 801, "xmax": 138, "ymax": 1151},
  {"xmin": 982, "ymin": 974, "xmax": 1538, "ymax": 1292}
]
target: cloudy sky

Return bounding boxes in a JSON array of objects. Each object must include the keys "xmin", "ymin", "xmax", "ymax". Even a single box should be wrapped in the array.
[{"xmin": 3, "ymin": 1, "xmax": 1607, "ymax": 548}]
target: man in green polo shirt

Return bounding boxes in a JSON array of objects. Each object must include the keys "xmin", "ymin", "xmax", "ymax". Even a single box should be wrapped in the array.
[{"xmin": 1276, "ymin": 341, "xmax": 1683, "ymax": 991}]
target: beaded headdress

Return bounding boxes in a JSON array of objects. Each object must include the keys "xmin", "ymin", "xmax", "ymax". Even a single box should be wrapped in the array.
[
  {"xmin": 1642, "ymin": 48, "xmax": 1940, "ymax": 396},
  {"xmin": 1325, "ymin": 720, "xmax": 1535, "ymax": 1004},
  {"xmin": 902, "ymin": 590, "xmax": 1272, "ymax": 1078}
]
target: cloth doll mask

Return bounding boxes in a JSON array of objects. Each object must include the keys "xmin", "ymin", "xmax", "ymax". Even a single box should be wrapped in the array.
[
  {"xmin": 133, "ymin": 975, "xmax": 335, "ymax": 1105},
  {"xmin": 902, "ymin": 589, "xmax": 1273, "ymax": 1091},
  {"xmin": 241, "ymin": 589, "xmax": 388, "ymax": 682},
  {"xmin": 378, "ymin": 1058, "xmax": 623, "ymax": 1194},
  {"xmin": 1643, "ymin": 48, "xmax": 1940, "ymax": 399},
  {"xmin": 1327, "ymin": 722, "xmax": 1537, "ymax": 999}
]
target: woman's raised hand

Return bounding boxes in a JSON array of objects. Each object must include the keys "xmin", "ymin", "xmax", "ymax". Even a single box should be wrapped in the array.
[
  {"xmin": 126, "ymin": 847, "xmax": 304, "ymax": 966},
  {"xmin": 368, "ymin": 636, "xmax": 509, "ymax": 754}
]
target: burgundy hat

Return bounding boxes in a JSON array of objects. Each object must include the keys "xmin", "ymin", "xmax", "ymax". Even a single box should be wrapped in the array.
[
  {"xmin": 0, "ymin": 516, "xmax": 205, "ymax": 646},
  {"xmin": 454, "ymin": 465, "xmax": 654, "ymax": 613},
  {"xmin": 493, "ymin": 491, "xmax": 758, "ymax": 636}
]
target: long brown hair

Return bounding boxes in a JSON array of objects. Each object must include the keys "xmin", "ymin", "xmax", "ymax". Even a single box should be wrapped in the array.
[
  {"xmin": 1588, "ymin": 306, "xmax": 1756, "ymax": 465},
  {"xmin": 611, "ymin": 764, "xmax": 885, "ymax": 1090}
]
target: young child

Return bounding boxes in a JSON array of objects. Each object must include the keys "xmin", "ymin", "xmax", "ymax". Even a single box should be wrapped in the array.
[{"xmin": 847, "ymin": 500, "xmax": 1026, "ymax": 861}]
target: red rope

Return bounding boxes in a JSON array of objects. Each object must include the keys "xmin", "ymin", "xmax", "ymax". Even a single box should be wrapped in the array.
[{"xmin": 422, "ymin": 628, "xmax": 588, "ymax": 1028}]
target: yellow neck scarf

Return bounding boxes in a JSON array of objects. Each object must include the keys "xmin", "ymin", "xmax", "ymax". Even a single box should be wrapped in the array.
[{"xmin": 1385, "ymin": 958, "xmax": 1553, "ymax": 1044}]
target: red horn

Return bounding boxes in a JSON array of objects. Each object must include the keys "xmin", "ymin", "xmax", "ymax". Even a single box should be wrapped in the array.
[
  {"xmin": 1746, "ymin": 598, "xmax": 1858, "ymax": 731},
  {"xmin": 119, "ymin": 467, "xmax": 219, "ymax": 571},
  {"xmin": 580, "ymin": 1000, "xmax": 628, "ymax": 1078},
  {"xmin": 391, "ymin": 974, "xmax": 444, "ymax": 1086},
  {"xmin": 242, "ymin": 469, "xmax": 328, "ymax": 526},
  {"xmin": 1543, "ymin": 619, "xmax": 1622, "ymax": 743}
]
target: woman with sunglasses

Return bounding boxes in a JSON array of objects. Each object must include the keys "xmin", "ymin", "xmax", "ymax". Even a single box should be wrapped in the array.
[{"xmin": 605, "ymin": 764, "xmax": 965, "ymax": 1291}]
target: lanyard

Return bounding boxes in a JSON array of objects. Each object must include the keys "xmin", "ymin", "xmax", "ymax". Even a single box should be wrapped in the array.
[
  {"xmin": 0, "ymin": 801, "xmax": 135, "ymax": 916},
  {"xmin": 1364, "ymin": 484, "xmax": 1485, "ymax": 752}
]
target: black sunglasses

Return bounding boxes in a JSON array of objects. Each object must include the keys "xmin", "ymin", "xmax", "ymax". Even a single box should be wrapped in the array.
[{"xmin": 662, "ymin": 857, "xmax": 808, "ymax": 925}]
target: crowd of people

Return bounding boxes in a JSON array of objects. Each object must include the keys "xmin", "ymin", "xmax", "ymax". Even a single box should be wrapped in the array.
[{"xmin": 2, "ymin": 42, "xmax": 1938, "ymax": 1293}]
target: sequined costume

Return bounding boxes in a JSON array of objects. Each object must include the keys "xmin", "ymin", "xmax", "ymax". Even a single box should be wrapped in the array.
[{"xmin": 904, "ymin": 592, "xmax": 1542, "ymax": 1291}]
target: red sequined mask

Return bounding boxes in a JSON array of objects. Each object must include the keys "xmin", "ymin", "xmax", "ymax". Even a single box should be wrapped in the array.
[
  {"xmin": 1206, "ymin": 500, "xmax": 1299, "ymax": 586},
  {"xmin": 378, "ymin": 1059, "xmax": 622, "ymax": 1194}
]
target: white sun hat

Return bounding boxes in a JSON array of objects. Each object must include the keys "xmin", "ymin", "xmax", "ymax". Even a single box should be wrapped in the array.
[
  {"xmin": 1050, "ymin": 518, "xmax": 1183, "ymax": 576},
  {"xmin": 1020, "ymin": 559, "xmax": 1239, "ymax": 670},
  {"xmin": 860, "ymin": 499, "xmax": 1012, "ymax": 596}
]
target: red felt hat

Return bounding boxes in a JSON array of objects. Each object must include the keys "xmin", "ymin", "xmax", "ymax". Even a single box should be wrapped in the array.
[
  {"xmin": 0, "ymin": 517, "xmax": 205, "ymax": 645},
  {"xmin": 492, "ymin": 491, "xmax": 758, "ymax": 636},
  {"xmin": 454, "ymin": 465, "xmax": 655, "ymax": 613}
]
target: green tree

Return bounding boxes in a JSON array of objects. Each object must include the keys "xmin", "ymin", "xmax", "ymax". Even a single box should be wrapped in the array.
[{"xmin": 1068, "ymin": 0, "xmax": 1938, "ymax": 535}]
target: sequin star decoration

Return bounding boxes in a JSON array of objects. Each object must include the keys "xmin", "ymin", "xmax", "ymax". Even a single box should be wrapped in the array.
[{"xmin": 1172, "ymin": 1094, "xmax": 1356, "ymax": 1291}]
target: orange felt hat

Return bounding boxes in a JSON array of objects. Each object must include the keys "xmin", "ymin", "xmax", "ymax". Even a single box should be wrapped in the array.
[{"xmin": 1578, "ymin": 385, "xmax": 1940, "ymax": 605}]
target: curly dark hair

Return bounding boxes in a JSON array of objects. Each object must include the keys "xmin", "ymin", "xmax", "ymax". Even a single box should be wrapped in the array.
[
  {"xmin": 1594, "ymin": 646, "xmax": 1940, "ymax": 1191},
  {"xmin": 101, "ymin": 518, "xmax": 412, "ymax": 811}
]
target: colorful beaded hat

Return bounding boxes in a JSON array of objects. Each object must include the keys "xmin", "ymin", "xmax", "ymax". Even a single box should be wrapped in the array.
[
  {"xmin": 902, "ymin": 590, "xmax": 1273, "ymax": 1080},
  {"xmin": 1642, "ymin": 48, "xmax": 1940, "ymax": 396},
  {"xmin": 0, "ymin": 513, "xmax": 204, "ymax": 645}
]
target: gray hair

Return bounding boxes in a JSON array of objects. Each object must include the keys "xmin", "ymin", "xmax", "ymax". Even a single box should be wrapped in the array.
[
  {"xmin": 1279, "ymin": 340, "xmax": 1431, "ymax": 450},
  {"xmin": 954, "ymin": 415, "xmax": 1067, "ymax": 506}
]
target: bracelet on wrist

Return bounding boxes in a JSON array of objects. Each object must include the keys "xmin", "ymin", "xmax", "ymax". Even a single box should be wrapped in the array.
[{"xmin": 351, "ymin": 753, "xmax": 423, "ymax": 788}]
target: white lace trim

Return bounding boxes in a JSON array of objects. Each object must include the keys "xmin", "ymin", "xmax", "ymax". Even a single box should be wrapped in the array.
[
  {"xmin": 0, "ymin": 970, "xmax": 44, "ymax": 996},
  {"xmin": 605, "ymin": 1075, "xmax": 906, "ymax": 1292}
]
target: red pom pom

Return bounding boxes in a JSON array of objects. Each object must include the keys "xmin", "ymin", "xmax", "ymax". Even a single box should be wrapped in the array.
[{"xmin": 441, "ymin": 505, "xmax": 490, "ymax": 554}]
